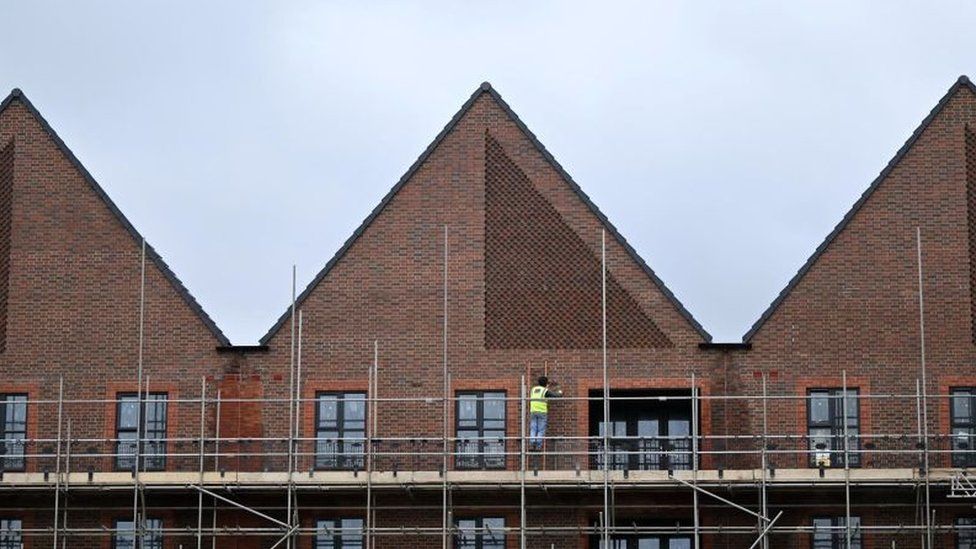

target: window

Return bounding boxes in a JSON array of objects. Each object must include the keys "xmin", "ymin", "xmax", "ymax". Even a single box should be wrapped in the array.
[
  {"xmin": 456, "ymin": 392, "xmax": 506, "ymax": 469},
  {"xmin": 0, "ymin": 394, "xmax": 27, "ymax": 471},
  {"xmin": 0, "ymin": 519, "xmax": 21, "ymax": 549},
  {"xmin": 952, "ymin": 389, "xmax": 976, "ymax": 467},
  {"xmin": 113, "ymin": 518, "xmax": 163, "ymax": 549},
  {"xmin": 812, "ymin": 517, "xmax": 861, "ymax": 549},
  {"xmin": 959, "ymin": 517, "xmax": 976, "ymax": 549},
  {"xmin": 316, "ymin": 393, "xmax": 366, "ymax": 470},
  {"xmin": 590, "ymin": 390, "xmax": 694, "ymax": 471},
  {"xmin": 315, "ymin": 518, "xmax": 363, "ymax": 548},
  {"xmin": 455, "ymin": 517, "xmax": 505, "ymax": 548},
  {"xmin": 116, "ymin": 393, "xmax": 168, "ymax": 471},
  {"xmin": 589, "ymin": 527, "xmax": 692, "ymax": 548},
  {"xmin": 807, "ymin": 389, "xmax": 859, "ymax": 468}
]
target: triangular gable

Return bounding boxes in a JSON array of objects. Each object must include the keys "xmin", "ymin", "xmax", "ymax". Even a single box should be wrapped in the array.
[
  {"xmin": 743, "ymin": 76, "xmax": 976, "ymax": 342},
  {"xmin": 0, "ymin": 89, "xmax": 230, "ymax": 346},
  {"xmin": 260, "ymin": 82, "xmax": 710, "ymax": 344}
]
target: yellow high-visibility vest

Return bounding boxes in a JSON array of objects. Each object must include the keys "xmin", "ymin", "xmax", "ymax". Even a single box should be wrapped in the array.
[{"xmin": 530, "ymin": 386, "xmax": 549, "ymax": 414}]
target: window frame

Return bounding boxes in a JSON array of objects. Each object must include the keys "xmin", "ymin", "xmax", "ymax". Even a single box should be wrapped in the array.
[
  {"xmin": 811, "ymin": 516, "xmax": 861, "ymax": 549},
  {"xmin": 0, "ymin": 394, "xmax": 27, "ymax": 472},
  {"xmin": 807, "ymin": 388, "xmax": 860, "ymax": 468},
  {"xmin": 0, "ymin": 518, "xmax": 22, "ymax": 549},
  {"xmin": 957, "ymin": 516, "xmax": 976, "ymax": 549},
  {"xmin": 590, "ymin": 390, "xmax": 695, "ymax": 472},
  {"xmin": 587, "ymin": 522, "xmax": 693, "ymax": 548},
  {"xmin": 315, "ymin": 392, "xmax": 367, "ymax": 471},
  {"xmin": 315, "ymin": 517, "xmax": 364, "ymax": 548},
  {"xmin": 455, "ymin": 391, "xmax": 507, "ymax": 470},
  {"xmin": 454, "ymin": 516, "xmax": 506, "ymax": 549},
  {"xmin": 951, "ymin": 388, "xmax": 976, "ymax": 467},
  {"xmin": 115, "ymin": 392, "xmax": 169, "ymax": 472},
  {"xmin": 112, "ymin": 517, "xmax": 164, "ymax": 549}
]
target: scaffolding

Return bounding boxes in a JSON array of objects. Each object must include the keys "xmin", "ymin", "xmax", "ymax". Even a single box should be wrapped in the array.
[
  {"xmin": 1, "ymin": 376, "xmax": 974, "ymax": 546},
  {"xmin": 0, "ymin": 229, "xmax": 968, "ymax": 548}
]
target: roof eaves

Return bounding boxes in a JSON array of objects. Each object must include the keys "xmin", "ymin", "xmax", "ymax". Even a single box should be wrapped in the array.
[
  {"xmin": 742, "ymin": 75, "xmax": 976, "ymax": 342},
  {"xmin": 0, "ymin": 88, "xmax": 232, "ymax": 346}
]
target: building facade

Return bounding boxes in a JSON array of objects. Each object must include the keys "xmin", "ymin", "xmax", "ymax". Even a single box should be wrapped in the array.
[{"xmin": 0, "ymin": 77, "xmax": 975, "ymax": 548}]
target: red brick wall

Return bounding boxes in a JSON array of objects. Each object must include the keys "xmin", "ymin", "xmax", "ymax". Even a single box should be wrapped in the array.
[
  {"xmin": 739, "ymin": 82, "xmax": 976, "ymax": 469},
  {"xmin": 0, "ymin": 96, "xmax": 231, "ymax": 472},
  {"xmin": 253, "ymin": 90, "xmax": 719, "ymax": 472}
]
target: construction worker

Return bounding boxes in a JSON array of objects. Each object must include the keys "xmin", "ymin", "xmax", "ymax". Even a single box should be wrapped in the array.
[{"xmin": 529, "ymin": 376, "xmax": 562, "ymax": 451}]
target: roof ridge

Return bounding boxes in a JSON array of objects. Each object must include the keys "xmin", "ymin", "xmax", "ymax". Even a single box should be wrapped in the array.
[
  {"xmin": 259, "ymin": 82, "xmax": 711, "ymax": 344},
  {"xmin": 0, "ymin": 88, "xmax": 231, "ymax": 346},
  {"xmin": 742, "ymin": 75, "xmax": 976, "ymax": 342}
]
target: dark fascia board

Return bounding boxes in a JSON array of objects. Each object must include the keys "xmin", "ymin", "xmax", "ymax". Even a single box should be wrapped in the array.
[
  {"xmin": 742, "ymin": 75, "xmax": 976, "ymax": 343},
  {"xmin": 259, "ymin": 82, "xmax": 712, "ymax": 344},
  {"xmin": 216, "ymin": 345, "xmax": 269, "ymax": 354},
  {"xmin": 699, "ymin": 342, "xmax": 751, "ymax": 351},
  {"xmin": 0, "ymin": 88, "xmax": 231, "ymax": 346}
]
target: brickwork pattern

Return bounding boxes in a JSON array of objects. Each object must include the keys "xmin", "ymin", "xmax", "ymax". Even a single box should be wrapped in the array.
[
  {"xmin": 484, "ymin": 132, "xmax": 670, "ymax": 350},
  {"xmin": 967, "ymin": 124, "xmax": 976, "ymax": 345},
  {"xmin": 0, "ymin": 139, "xmax": 12, "ymax": 353}
]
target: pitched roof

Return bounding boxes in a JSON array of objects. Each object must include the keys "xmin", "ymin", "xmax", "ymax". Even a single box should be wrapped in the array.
[
  {"xmin": 742, "ymin": 75, "xmax": 976, "ymax": 342},
  {"xmin": 0, "ymin": 88, "xmax": 231, "ymax": 346},
  {"xmin": 261, "ymin": 82, "xmax": 711, "ymax": 344}
]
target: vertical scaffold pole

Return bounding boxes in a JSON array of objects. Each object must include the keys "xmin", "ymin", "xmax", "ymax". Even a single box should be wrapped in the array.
[
  {"xmin": 63, "ymin": 419, "xmax": 71, "ymax": 541},
  {"xmin": 692, "ymin": 373, "xmax": 699, "ymax": 549},
  {"xmin": 212, "ymin": 389, "xmax": 221, "ymax": 549},
  {"xmin": 443, "ymin": 373, "xmax": 451, "ymax": 549},
  {"xmin": 366, "ymin": 341, "xmax": 376, "ymax": 549},
  {"xmin": 760, "ymin": 372, "xmax": 768, "ymax": 549},
  {"xmin": 915, "ymin": 227, "xmax": 932, "ymax": 549},
  {"xmin": 372, "ymin": 342, "xmax": 379, "ymax": 549},
  {"xmin": 842, "ymin": 370, "xmax": 851, "ymax": 549},
  {"xmin": 520, "ymin": 375, "xmax": 527, "ymax": 549},
  {"xmin": 293, "ymin": 309, "xmax": 304, "ymax": 544},
  {"xmin": 53, "ymin": 375, "xmax": 64, "ymax": 549},
  {"xmin": 286, "ymin": 265, "xmax": 297, "ymax": 549},
  {"xmin": 197, "ymin": 377, "xmax": 207, "ymax": 549},
  {"xmin": 133, "ymin": 237, "xmax": 147, "ymax": 547},
  {"xmin": 915, "ymin": 378, "xmax": 924, "ymax": 547},
  {"xmin": 601, "ymin": 229, "xmax": 610, "ymax": 549},
  {"xmin": 442, "ymin": 225, "xmax": 449, "ymax": 549}
]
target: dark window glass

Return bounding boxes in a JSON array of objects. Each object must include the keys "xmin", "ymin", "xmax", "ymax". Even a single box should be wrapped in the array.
[
  {"xmin": 456, "ymin": 392, "xmax": 506, "ymax": 470},
  {"xmin": 959, "ymin": 517, "xmax": 976, "ymax": 549},
  {"xmin": 0, "ymin": 395, "xmax": 27, "ymax": 471},
  {"xmin": 116, "ymin": 393, "xmax": 168, "ymax": 471},
  {"xmin": 0, "ymin": 519, "xmax": 21, "ymax": 549},
  {"xmin": 807, "ymin": 389, "xmax": 859, "ymax": 468},
  {"xmin": 113, "ymin": 518, "xmax": 163, "ymax": 549},
  {"xmin": 952, "ymin": 389, "xmax": 976, "ymax": 467},
  {"xmin": 812, "ymin": 517, "xmax": 861, "ymax": 549},
  {"xmin": 590, "ymin": 531, "xmax": 692, "ymax": 548},
  {"xmin": 590, "ymin": 391, "xmax": 694, "ymax": 471},
  {"xmin": 316, "ymin": 393, "xmax": 366, "ymax": 470},
  {"xmin": 455, "ymin": 517, "xmax": 505, "ymax": 548},
  {"xmin": 316, "ymin": 518, "xmax": 363, "ymax": 548}
]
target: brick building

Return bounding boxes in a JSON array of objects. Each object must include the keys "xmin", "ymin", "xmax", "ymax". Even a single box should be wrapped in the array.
[{"xmin": 0, "ymin": 76, "xmax": 975, "ymax": 548}]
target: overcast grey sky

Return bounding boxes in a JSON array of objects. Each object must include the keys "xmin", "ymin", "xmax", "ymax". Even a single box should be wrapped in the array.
[{"xmin": 2, "ymin": 2, "xmax": 974, "ymax": 344}]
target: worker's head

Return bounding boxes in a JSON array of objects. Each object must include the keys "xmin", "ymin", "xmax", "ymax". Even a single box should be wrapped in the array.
[{"xmin": 537, "ymin": 376, "xmax": 549, "ymax": 387}]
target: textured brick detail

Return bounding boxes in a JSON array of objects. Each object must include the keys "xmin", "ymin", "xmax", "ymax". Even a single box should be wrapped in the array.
[
  {"xmin": 0, "ymin": 139, "xmax": 12, "ymax": 353},
  {"xmin": 484, "ymin": 132, "xmax": 670, "ymax": 349},
  {"xmin": 967, "ymin": 125, "xmax": 976, "ymax": 344}
]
